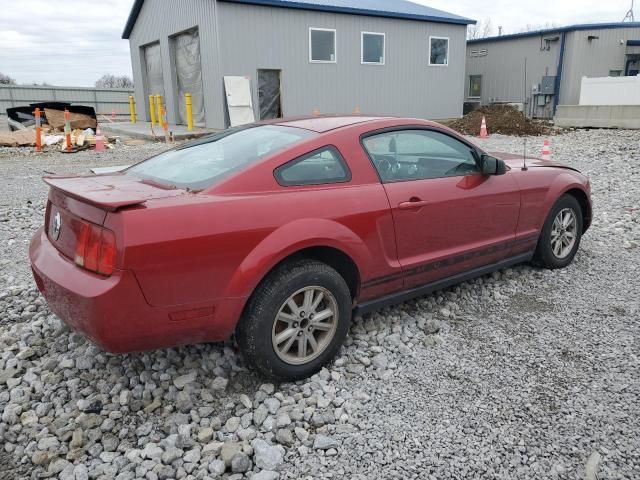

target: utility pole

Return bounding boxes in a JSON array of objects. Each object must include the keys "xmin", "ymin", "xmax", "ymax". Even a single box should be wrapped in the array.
[{"xmin": 623, "ymin": 0, "xmax": 635, "ymax": 22}]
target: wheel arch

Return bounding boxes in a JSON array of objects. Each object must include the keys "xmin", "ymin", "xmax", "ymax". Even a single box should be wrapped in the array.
[
  {"xmin": 222, "ymin": 219, "xmax": 370, "ymax": 316},
  {"xmin": 563, "ymin": 187, "xmax": 592, "ymax": 233}
]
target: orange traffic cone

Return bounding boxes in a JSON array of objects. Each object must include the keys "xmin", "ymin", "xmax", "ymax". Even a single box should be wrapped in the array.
[
  {"xmin": 541, "ymin": 139, "xmax": 551, "ymax": 160},
  {"xmin": 95, "ymin": 125, "xmax": 105, "ymax": 152},
  {"xmin": 111, "ymin": 109, "xmax": 116, "ymax": 120},
  {"xmin": 479, "ymin": 116, "xmax": 489, "ymax": 138}
]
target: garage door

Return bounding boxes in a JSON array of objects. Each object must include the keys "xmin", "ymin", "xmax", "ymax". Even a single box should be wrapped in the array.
[
  {"xmin": 143, "ymin": 42, "xmax": 164, "ymax": 101},
  {"xmin": 174, "ymin": 29, "xmax": 205, "ymax": 126}
]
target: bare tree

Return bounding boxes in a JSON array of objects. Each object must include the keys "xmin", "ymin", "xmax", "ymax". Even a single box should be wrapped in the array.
[
  {"xmin": 0, "ymin": 72, "xmax": 17, "ymax": 85},
  {"xmin": 520, "ymin": 22, "xmax": 561, "ymax": 33},
  {"xmin": 95, "ymin": 74, "xmax": 134, "ymax": 89},
  {"xmin": 468, "ymin": 18, "xmax": 494, "ymax": 40}
]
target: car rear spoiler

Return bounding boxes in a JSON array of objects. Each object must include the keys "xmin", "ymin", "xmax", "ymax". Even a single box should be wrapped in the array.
[{"xmin": 43, "ymin": 175, "xmax": 149, "ymax": 212}]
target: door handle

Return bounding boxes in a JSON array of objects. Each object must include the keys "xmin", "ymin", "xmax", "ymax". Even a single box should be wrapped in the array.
[{"xmin": 398, "ymin": 198, "xmax": 430, "ymax": 210}]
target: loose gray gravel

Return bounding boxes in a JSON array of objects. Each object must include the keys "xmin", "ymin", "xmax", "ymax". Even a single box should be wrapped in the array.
[{"xmin": 1, "ymin": 129, "xmax": 639, "ymax": 480}]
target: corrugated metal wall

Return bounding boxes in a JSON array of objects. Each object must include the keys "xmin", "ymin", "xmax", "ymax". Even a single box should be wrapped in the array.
[
  {"xmin": 0, "ymin": 85, "xmax": 134, "ymax": 115},
  {"xmin": 465, "ymin": 35, "xmax": 562, "ymax": 117},
  {"xmin": 127, "ymin": 0, "xmax": 468, "ymax": 129},
  {"xmin": 560, "ymin": 26, "xmax": 640, "ymax": 105},
  {"xmin": 466, "ymin": 25, "xmax": 640, "ymax": 115},
  {"xmin": 128, "ymin": 0, "xmax": 224, "ymax": 127},
  {"xmin": 217, "ymin": 2, "xmax": 467, "ymax": 123}
]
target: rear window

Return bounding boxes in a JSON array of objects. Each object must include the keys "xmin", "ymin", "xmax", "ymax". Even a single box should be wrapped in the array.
[{"xmin": 126, "ymin": 125, "xmax": 315, "ymax": 190}]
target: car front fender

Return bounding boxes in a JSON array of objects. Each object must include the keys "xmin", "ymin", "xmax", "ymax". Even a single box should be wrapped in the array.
[{"xmin": 541, "ymin": 172, "xmax": 591, "ymax": 229}]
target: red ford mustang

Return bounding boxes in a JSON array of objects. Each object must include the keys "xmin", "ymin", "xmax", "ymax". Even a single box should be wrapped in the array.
[{"xmin": 30, "ymin": 116, "xmax": 591, "ymax": 379}]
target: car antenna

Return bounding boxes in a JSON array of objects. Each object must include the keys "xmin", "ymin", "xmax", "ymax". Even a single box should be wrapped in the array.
[{"xmin": 522, "ymin": 57, "xmax": 529, "ymax": 171}]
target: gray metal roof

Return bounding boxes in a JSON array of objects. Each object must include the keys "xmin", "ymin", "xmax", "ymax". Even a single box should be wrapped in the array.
[{"xmin": 122, "ymin": 0, "xmax": 475, "ymax": 39}]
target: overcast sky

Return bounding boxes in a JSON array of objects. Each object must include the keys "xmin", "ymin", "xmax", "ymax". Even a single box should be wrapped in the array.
[{"xmin": 0, "ymin": 0, "xmax": 636, "ymax": 86}]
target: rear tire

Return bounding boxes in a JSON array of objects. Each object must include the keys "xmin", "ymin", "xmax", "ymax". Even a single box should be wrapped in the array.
[
  {"xmin": 533, "ymin": 194, "xmax": 583, "ymax": 269},
  {"xmin": 236, "ymin": 260, "xmax": 352, "ymax": 380}
]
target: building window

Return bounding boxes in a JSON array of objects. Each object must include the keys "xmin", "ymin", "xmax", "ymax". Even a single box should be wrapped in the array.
[
  {"xmin": 469, "ymin": 75, "xmax": 482, "ymax": 97},
  {"xmin": 609, "ymin": 70, "xmax": 622, "ymax": 77},
  {"xmin": 429, "ymin": 36, "xmax": 449, "ymax": 66},
  {"xmin": 362, "ymin": 32, "xmax": 385, "ymax": 65},
  {"xmin": 310, "ymin": 28, "xmax": 336, "ymax": 63}
]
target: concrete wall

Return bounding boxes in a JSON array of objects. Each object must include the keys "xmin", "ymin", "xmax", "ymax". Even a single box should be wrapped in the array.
[
  {"xmin": 555, "ymin": 105, "xmax": 640, "ymax": 129},
  {"xmin": 579, "ymin": 75, "xmax": 640, "ymax": 105},
  {"xmin": 0, "ymin": 85, "xmax": 134, "ymax": 115},
  {"xmin": 127, "ymin": 0, "xmax": 468, "ymax": 129}
]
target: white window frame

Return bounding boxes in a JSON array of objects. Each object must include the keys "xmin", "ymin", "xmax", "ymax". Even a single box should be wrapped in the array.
[
  {"xmin": 428, "ymin": 36, "xmax": 449, "ymax": 67},
  {"xmin": 361, "ymin": 31, "xmax": 385, "ymax": 65},
  {"xmin": 468, "ymin": 74, "xmax": 482, "ymax": 98},
  {"xmin": 309, "ymin": 28, "xmax": 337, "ymax": 63}
]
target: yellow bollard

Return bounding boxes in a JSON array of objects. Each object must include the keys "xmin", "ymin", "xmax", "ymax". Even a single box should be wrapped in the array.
[
  {"xmin": 129, "ymin": 96, "xmax": 137, "ymax": 123},
  {"xmin": 185, "ymin": 93, "xmax": 194, "ymax": 131},
  {"xmin": 155, "ymin": 95, "xmax": 163, "ymax": 128},
  {"xmin": 148, "ymin": 95, "xmax": 156, "ymax": 127}
]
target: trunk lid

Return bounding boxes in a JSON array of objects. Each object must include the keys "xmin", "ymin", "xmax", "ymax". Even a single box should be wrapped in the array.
[{"xmin": 44, "ymin": 173, "xmax": 188, "ymax": 262}]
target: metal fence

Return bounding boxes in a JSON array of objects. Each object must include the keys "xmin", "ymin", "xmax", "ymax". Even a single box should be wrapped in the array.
[{"xmin": 0, "ymin": 85, "xmax": 134, "ymax": 116}]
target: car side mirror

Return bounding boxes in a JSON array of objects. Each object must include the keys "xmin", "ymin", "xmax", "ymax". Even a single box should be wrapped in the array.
[{"xmin": 481, "ymin": 154, "xmax": 507, "ymax": 176}]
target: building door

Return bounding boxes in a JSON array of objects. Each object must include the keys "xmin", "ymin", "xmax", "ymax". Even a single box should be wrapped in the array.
[
  {"xmin": 257, "ymin": 69, "xmax": 282, "ymax": 120},
  {"xmin": 143, "ymin": 42, "xmax": 164, "ymax": 119},
  {"xmin": 173, "ymin": 28, "xmax": 205, "ymax": 126}
]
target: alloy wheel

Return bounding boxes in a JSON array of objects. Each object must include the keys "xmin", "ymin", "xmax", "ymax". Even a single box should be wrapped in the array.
[
  {"xmin": 271, "ymin": 286, "xmax": 338, "ymax": 365},
  {"xmin": 551, "ymin": 208, "xmax": 578, "ymax": 259}
]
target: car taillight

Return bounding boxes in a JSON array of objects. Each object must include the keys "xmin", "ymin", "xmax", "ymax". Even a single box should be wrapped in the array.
[{"xmin": 74, "ymin": 221, "xmax": 116, "ymax": 276}]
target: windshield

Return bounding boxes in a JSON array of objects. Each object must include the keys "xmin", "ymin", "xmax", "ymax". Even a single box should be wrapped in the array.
[{"xmin": 126, "ymin": 125, "xmax": 316, "ymax": 190}]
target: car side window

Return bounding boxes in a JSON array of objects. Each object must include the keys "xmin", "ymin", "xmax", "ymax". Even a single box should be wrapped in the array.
[
  {"xmin": 362, "ymin": 129, "xmax": 479, "ymax": 183},
  {"xmin": 274, "ymin": 146, "xmax": 351, "ymax": 186}
]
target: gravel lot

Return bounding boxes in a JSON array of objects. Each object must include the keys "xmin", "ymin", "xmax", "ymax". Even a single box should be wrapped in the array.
[{"xmin": 1, "ymin": 129, "xmax": 639, "ymax": 480}]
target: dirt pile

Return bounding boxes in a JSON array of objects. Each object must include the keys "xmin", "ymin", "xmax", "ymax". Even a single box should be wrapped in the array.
[{"xmin": 447, "ymin": 104, "xmax": 550, "ymax": 136}]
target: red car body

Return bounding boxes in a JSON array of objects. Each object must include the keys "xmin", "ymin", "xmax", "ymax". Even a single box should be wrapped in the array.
[{"xmin": 29, "ymin": 116, "xmax": 591, "ymax": 353}]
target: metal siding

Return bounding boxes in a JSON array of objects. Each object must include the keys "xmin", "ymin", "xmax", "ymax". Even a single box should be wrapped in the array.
[
  {"xmin": 466, "ymin": 25, "xmax": 640, "ymax": 111},
  {"xmin": 465, "ymin": 36, "xmax": 561, "ymax": 106},
  {"xmin": 127, "ymin": 0, "xmax": 224, "ymax": 128},
  {"xmin": 560, "ymin": 26, "xmax": 640, "ymax": 105},
  {"xmin": 217, "ymin": 2, "xmax": 467, "ymax": 121},
  {"xmin": 0, "ymin": 86, "xmax": 133, "ymax": 115}
]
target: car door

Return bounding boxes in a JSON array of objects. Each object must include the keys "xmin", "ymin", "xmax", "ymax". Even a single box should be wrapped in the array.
[{"xmin": 361, "ymin": 128, "xmax": 520, "ymax": 289}]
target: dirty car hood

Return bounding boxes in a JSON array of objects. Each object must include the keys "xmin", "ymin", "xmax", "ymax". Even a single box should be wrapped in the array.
[{"xmin": 489, "ymin": 151, "xmax": 581, "ymax": 172}]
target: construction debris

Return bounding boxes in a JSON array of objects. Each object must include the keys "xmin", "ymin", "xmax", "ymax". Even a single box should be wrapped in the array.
[
  {"xmin": 7, "ymin": 102, "xmax": 97, "ymax": 131},
  {"xmin": 44, "ymin": 108, "xmax": 97, "ymax": 130},
  {"xmin": 446, "ymin": 104, "xmax": 550, "ymax": 136},
  {"xmin": 0, "ymin": 129, "xmax": 36, "ymax": 147}
]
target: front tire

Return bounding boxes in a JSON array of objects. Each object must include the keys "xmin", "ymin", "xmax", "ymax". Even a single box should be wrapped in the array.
[
  {"xmin": 236, "ymin": 260, "xmax": 352, "ymax": 380},
  {"xmin": 533, "ymin": 194, "xmax": 583, "ymax": 269}
]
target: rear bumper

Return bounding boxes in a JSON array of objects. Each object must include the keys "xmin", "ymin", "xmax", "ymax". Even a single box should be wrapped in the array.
[{"xmin": 29, "ymin": 227, "xmax": 246, "ymax": 353}]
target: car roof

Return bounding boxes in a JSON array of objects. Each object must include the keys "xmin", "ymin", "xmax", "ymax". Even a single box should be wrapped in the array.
[{"xmin": 273, "ymin": 115, "xmax": 395, "ymax": 132}]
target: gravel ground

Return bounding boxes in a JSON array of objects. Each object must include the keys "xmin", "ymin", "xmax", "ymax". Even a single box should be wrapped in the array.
[{"xmin": 0, "ymin": 129, "xmax": 639, "ymax": 480}]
